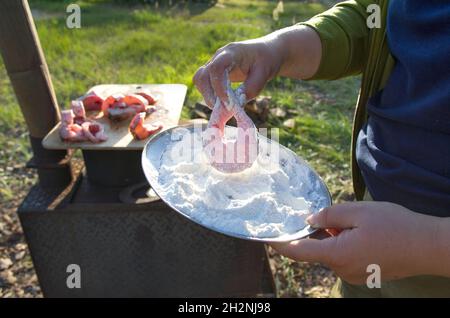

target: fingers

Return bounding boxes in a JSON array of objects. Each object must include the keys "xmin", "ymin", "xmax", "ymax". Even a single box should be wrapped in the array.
[
  {"xmin": 193, "ymin": 66, "xmax": 215, "ymax": 108},
  {"xmin": 193, "ymin": 41, "xmax": 269, "ymax": 107},
  {"xmin": 306, "ymin": 202, "xmax": 363, "ymax": 230},
  {"xmin": 271, "ymin": 237, "xmax": 335, "ymax": 265},
  {"xmin": 242, "ymin": 65, "xmax": 268, "ymax": 100},
  {"xmin": 193, "ymin": 52, "xmax": 234, "ymax": 108},
  {"xmin": 194, "ymin": 43, "xmax": 242, "ymax": 107},
  {"xmin": 208, "ymin": 51, "xmax": 233, "ymax": 104}
]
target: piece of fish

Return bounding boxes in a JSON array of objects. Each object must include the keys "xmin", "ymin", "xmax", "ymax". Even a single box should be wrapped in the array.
[
  {"xmin": 80, "ymin": 91, "xmax": 104, "ymax": 111},
  {"xmin": 81, "ymin": 121, "xmax": 108, "ymax": 143},
  {"xmin": 129, "ymin": 112, "xmax": 163, "ymax": 140},
  {"xmin": 102, "ymin": 94, "xmax": 150, "ymax": 122},
  {"xmin": 203, "ymin": 84, "xmax": 258, "ymax": 173},
  {"xmin": 136, "ymin": 91, "xmax": 157, "ymax": 105},
  {"xmin": 60, "ymin": 104, "xmax": 107, "ymax": 143},
  {"xmin": 71, "ymin": 100, "xmax": 86, "ymax": 125},
  {"xmin": 59, "ymin": 110, "xmax": 86, "ymax": 142}
]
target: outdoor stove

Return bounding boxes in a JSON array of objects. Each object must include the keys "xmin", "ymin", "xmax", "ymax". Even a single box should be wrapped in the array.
[
  {"xmin": 19, "ymin": 161, "xmax": 275, "ymax": 297},
  {"xmin": 0, "ymin": 1, "xmax": 275, "ymax": 297}
]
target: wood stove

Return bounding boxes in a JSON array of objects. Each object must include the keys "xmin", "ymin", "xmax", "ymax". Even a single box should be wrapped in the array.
[{"xmin": 19, "ymin": 160, "xmax": 275, "ymax": 297}]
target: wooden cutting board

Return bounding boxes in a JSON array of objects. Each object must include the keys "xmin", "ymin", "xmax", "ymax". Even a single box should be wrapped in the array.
[{"xmin": 42, "ymin": 84, "xmax": 187, "ymax": 151}]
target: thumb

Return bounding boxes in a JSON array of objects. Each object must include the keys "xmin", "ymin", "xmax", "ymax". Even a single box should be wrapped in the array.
[
  {"xmin": 271, "ymin": 237, "xmax": 335, "ymax": 264},
  {"xmin": 306, "ymin": 202, "xmax": 361, "ymax": 230},
  {"xmin": 242, "ymin": 65, "xmax": 269, "ymax": 101}
]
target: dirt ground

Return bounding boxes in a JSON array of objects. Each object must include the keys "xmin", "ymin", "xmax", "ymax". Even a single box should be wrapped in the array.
[{"xmin": 0, "ymin": 168, "xmax": 41, "ymax": 297}]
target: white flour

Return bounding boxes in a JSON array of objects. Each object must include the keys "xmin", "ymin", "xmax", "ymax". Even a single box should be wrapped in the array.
[{"xmin": 156, "ymin": 127, "xmax": 328, "ymax": 239}]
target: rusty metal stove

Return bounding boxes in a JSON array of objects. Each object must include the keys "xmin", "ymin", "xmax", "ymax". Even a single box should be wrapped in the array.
[
  {"xmin": 19, "ymin": 161, "xmax": 275, "ymax": 297},
  {"xmin": 1, "ymin": 1, "xmax": 275, "ymax": 297}
]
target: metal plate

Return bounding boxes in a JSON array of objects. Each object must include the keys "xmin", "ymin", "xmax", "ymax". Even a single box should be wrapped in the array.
[{"xmin": 142, "ymin": 124, "xmax": 332, "ymax": 242}]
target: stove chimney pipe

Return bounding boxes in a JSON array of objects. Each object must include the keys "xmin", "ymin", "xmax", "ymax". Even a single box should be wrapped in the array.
[{"xmin": 0, "ymin": 0, "xmax": 72, "ymax": 188}]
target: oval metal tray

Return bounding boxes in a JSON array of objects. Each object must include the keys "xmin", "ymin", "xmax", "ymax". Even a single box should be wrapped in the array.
[{"xmin": 142, "ymin": 124, "xmax": 331, "ymax": 242}]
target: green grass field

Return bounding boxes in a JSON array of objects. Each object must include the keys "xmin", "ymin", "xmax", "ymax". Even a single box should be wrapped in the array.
[{"xmin": 0, "ymin": 0, "xmax": 359, "ymax": 297}]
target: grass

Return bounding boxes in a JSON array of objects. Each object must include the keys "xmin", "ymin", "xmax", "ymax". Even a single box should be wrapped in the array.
[{"xmin": 0, "ymin": 0, "xmax": 359, "ymax": 297}]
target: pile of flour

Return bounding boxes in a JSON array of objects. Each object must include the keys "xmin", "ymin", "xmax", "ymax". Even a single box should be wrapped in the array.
[{"xmin": 156, "ymin": 127, "xmax": 327, "ymax": 239}]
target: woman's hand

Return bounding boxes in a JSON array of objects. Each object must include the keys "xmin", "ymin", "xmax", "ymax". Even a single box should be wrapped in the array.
[
  {"xmin": 193, "ymin": 38, "xmax": 283, "ymax": 108},
  {"xmin": 271, "ymin": 201, "xmax": 449, "ymax": 285},
  {"xmin": 193, "ymin": 25, "xmax": 322, "ymax": 108}
]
